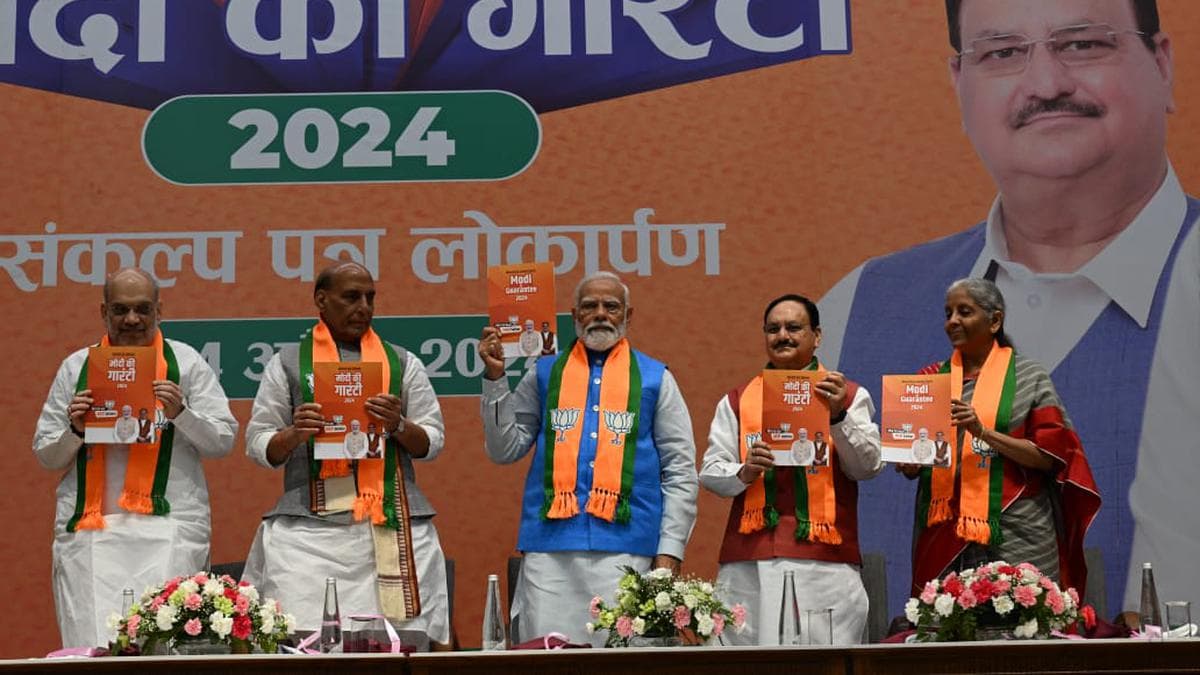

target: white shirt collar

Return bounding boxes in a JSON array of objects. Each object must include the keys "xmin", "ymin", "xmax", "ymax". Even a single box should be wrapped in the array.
[{"xmin": 969, "ymin": 164, "xmax": 1188, "ymax": 328}]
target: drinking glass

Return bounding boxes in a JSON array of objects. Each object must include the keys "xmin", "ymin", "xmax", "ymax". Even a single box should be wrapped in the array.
[
  {"xmin": 806, "ymin": 608, "xmax": 834, "ymax": 645},
  {"xmin": 1165, "ymin": 601, "xmax": 1192, "ymax": 639}
]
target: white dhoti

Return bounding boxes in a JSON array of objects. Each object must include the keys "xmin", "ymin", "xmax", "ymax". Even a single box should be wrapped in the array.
[
  {"xmin": 513, "ymin": 551, "xmax": 653, "ymax": 647},
  {"xmin": 716, "ymin": 558, "xmax": 868, "ymax": 645},
  {"xmin": 243, "ymin": 516, "xmax": 449, "ymax": 646},
  {"xmin": 53, "ymin": 512, "xmax": 210, "ymax": 649}
]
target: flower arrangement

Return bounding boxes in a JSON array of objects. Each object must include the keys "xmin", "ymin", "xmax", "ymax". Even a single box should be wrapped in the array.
[
  {"xmin": 109, "ymin": 572, "xmax": 294, "ymax": 654},
  {"xmin": 905, "ymin": 561, "xmax": 1080, "ymax": 641},
  {"xmin": 587, "ymin": 566, "xmax": 746, "ymax": 647}
]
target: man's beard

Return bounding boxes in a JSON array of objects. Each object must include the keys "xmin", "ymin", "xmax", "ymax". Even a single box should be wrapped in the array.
[{"xmin": 576, "ymin": 319, "xmax": 625, "ymax": 351}]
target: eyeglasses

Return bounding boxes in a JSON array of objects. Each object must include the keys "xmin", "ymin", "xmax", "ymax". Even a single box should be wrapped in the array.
[
  {"xmin": 763, "ymin": 322, "xmax": 810, "ymax": 336},
  {"xmin": 956, "ymin": 23, "xmax": 1146, "ymax": 77}
]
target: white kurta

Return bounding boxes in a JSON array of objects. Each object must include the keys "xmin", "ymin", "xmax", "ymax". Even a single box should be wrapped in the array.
[
  {"xmin": 33, "ymin": 339, "xmax": 237, "ymax": 649},
  {"xmin": 513, "ymin": 551, "xmax": 653, "ymax": 647},
  {"xmin": 242, "ymin": 518, "xmax": 449, "ymax": 646},
  {"xmin": 243, "ymin": 347, "xmax": 449, "ymax": 646},
  {"xmin": 700, "ymin": 384, "xmax": 882, "ymax": 645}
]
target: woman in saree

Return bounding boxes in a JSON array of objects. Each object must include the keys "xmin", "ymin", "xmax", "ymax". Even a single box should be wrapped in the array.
[{"xmin": 902, "ymin": 278, "xmax": 1100, "ymax": 597}]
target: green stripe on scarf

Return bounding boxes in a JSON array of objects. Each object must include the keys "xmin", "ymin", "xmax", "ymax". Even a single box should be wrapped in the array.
[
  {"xmin": 792, "ymin": 357, "xmax": 821, "ymax": 539},
  {"xmin": 65, "ymin": 354, "xmax": 93, "ymax": 533},
  {"xmin": 614, "ymin": 356, "xmax": 643, "ymax": 524},
  {"xmin": 300, "ymin": 330, "xmax": 321, "ymax": 482},
  {"xmin": 149, "ymin": 340, "xmax": 180, "ymax": 515},
  {"xmin": 540, "ymin": 343, "xmax": 575, "ymax": 519},
  {"xmin": 985, "ymin": 353, "xmax": 1017, "ymax": 547},
  {"xmin": 381, "ymin": 341, "xmax": 404, "ymax": 530}
]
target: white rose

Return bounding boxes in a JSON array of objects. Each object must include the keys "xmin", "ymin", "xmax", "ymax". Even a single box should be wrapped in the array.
[
  {"xmin": 210, "ymin": 612, "xmax": 233, "ymax": 639},
  {"xmin": 282, "ymin": 614, "xmax": 297, "ymax": 632},
  {"xmin": 992, "ymin": 595, "xmax": 1015, "ymax": 616},
  {"xmin": 155, "ymin": 605, "xmax": 177, "ymax": 631},
  {"xmin": 648, "ymin": 567, "xmax": 672, "ymax": 580},
  {"xmin": 696, "ymin": 613, "xmax": 715, "ymax": 637},
  {"xmin": 904, "ymin": 598, "xmax": 921, "ymax": 624},
  {"xmin": 934, "ymin": 593, "xmax": 955, "ymax": 618},
  {"xmin": 586, "ymin": 622, "xmax": 595, "ymax": 634},
  {"xmin": 655, "ymin": 592, "xmax": 672, "ymax": 611},
  {"xmin": 700, "ymin": 582, "xmax": 714, "ymax": 595},
  {"xmin": 179, "ymin": 580, "xmax": 200, "ymax": 595},
  {"xmin": 1012, "ymin": 618, "xmax": 1039, "ymax": 639},
  {"xmin": 106, "ymin": 612, "xmax": 123, "ymax": 633},
  {"xmin": 683, "ymin": 593, "xmax": 699, "ymax": 609},
  {"xmin": 632, "ymin": 618, "xmax": 646, "ymax": 635}
]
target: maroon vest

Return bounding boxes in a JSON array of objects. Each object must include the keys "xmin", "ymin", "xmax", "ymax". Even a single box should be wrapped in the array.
[{"xmin": 717, "ymin": 379, "xmax": 863, "ymax": 567}]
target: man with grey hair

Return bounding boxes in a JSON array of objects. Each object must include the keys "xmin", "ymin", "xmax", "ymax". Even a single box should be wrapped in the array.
[
  {"xmin": 34, "ymin": 267, "xmax": 236, "ymax": 648},
  {"xmin": 477, "ymin": 270, "xmax": 699, "ymax": 645},
  {"xmin": 819, "ymin": 0, "xmax": 1197, "ymax": 620},
  {"xmin": 243, "ymin": 261, "xmax": 450, "ymax": 649}
]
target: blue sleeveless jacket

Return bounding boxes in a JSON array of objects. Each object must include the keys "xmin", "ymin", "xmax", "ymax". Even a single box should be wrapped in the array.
[{"xmin": 517, "ymin": 347, "xmax": 666, "ymax": 557}]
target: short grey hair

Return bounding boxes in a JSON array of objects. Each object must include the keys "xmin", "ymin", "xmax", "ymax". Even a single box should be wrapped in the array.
[
  {"xmin": 573, "ymin": 271, "xmax": 630, "ymax": 306},
  {"xmin": 947, "ymin": 277, "xmax": 1005, "ymax": 317},
  {"xmin": 947, "ymin": 277, "xmax": 1012, "ymax": 348}
]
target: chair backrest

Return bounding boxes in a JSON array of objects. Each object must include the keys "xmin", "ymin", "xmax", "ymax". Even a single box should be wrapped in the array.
[
  {"xmin": 860, "ymin": 552, "xmax": 888, "ymax": 643},
  {"xmin": 1083, "ymin": 546, "xmax": 1107, "ymax": 620},
  {"xmin": 507, "ymin": 555, "xmax": 523, "ymax": 641},
  {"xmin": 209, "ymin": 560, "xmax": 246, "ymax": 582}
]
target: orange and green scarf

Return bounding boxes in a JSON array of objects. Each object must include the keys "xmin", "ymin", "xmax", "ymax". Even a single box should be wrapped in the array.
[
  {"xmin": 300, "ymin": 321, "xmax": 421, "ymax": 619},
  {"xmin": 300, "ymin": 321, "xmax": 404, "ymax": 529},
  {"xmin": 66, "ymin": 332, "xmax": 178, "ymax": 532},
  {"xmin": 541, "ymin": 338, "xmax": 641, "ymax": 523},
  {"xmin": 736, "ymin": 359, "xmax": 841, "ymax": 545},
  {"xmin": 919, "ymin": 342, "xmax": 1014, "ymax": 546}
]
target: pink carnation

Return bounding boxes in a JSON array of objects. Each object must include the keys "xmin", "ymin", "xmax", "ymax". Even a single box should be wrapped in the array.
[
  {"xmin": 956, "ymin": 589, "xmax": 978, "ymax": 610},
  {"xmin": 193, "ymin": 574, "xmax": 209, "ymax": 586},
  {"xmin": 975, "ymin": 563, "xmax": 993, "ymax": 577},
  {"xmin": 615, "ymin": 615, "xmax": 634, "ymax": 639},
  {"xmin": 674, "ymin": 605, "xmax": 691, "ymax": 629},
  {"xmin": 1046, "ymin": 590, "xmax": 1066, "ymax": 615},
  {"xmin": 712, "ymin": 612, "xmax": 726, "ymax": 637},
  {"xmin": 731, "ymin": 604, "xmax": 747, "ymax": 627},
  {"xmin": 1014, "ymin": 585, "xmax": 1039, "ymax": 608},
  {"xmin": 219, "ymin": 575, "xmax": 235, "ymax": 585},
  {"xmin": 1067, "ymin": 588, "xmax": 1080, "ymax": 606},
  {"xmin": 589, "ymin": 596, "xmax": 602, "ymax": 619},
  {"xmin": 919, "ymin": 582, "xmax": 938, "ymax": 604},
  {"xmin": 992, "ymin": 579, "xmax": 1012, "ymax": 594},
  {"xmin": 238, "ymin": 580, "xmax": 251, "ymax": 587},
  {"xmin": 1039, "ymin": 576, "xmax": 1056, "ymax": 591},
  {"xmin": 184, "ymin": 593, "xmax": 203, "ymax": 611},
  {"xmin": 184, "ymin": 618, "xmax": 203, "ymax": 636},
  {"xmin": 235, "ymin": 595, "xmax": 250, "ymax": 615},
  {"xmin": 1017, "ymin": 562, "xmax": 1039, "ymax": 573},
  {"xmin": 150, "ymin": 596, "xmax": 165, "ymax": 611},
  {"xmin": 126, "ymin": 614, "xmax": 141, "ymax": 637}
]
